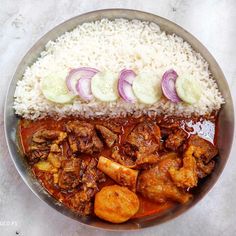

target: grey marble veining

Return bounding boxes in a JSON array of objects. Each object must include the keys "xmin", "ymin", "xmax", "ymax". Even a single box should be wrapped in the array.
[{"xmin": 0, "ymin": 0, "xmax": 235, "ymax": 236}]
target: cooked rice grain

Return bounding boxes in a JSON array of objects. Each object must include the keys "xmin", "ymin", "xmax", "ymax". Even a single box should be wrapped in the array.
[{"xmin": 14, "ymin": 19, "xmax": 224, "ymax": 120}]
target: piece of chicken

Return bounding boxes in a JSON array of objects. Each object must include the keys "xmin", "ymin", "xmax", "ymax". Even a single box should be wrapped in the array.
[
  {"xmin": 94, "ymin": 185, "xmax": 140, "ymax": 223},
  {"xmin": 169, "ymin": 146, "xmax": 198, "ymax": 188},
  {"xmin": 135, "ymin": 153, "xmax": 159, "ymax": 168},
  {"xmin": 137, "ymin": 156, "xmax": 191, "ymax": 204},
  {"xmin": 186, "ymin": 135, "xmax": 218, "ymax": 163},
  {"xmin": 197, "ymin": 159, "xmax": 215, "ymax": 178},
  {"xmin": 169, "ymin": 135, "xmax": 218, "ymax": 187}
]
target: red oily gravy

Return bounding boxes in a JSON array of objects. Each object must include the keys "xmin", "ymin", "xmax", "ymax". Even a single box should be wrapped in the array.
[{"xmin": 18, "ymin": 113, "xmax": 218, "ymax": 219}]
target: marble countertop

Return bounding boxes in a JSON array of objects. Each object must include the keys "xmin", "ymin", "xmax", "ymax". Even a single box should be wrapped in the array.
[{"xmin": 0, "ymin": 0, "xmax": 235, "ymax": 235}]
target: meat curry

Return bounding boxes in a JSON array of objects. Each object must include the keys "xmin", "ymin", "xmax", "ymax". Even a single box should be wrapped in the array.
[{"xmin": 19, "ymin": 114, "xmax": 218, "ymax": 223}]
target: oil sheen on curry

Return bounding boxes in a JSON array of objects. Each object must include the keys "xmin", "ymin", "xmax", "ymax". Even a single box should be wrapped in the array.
[{"xmin": 19, "ymin": 113, "xmax": 218, "ymax": 223}]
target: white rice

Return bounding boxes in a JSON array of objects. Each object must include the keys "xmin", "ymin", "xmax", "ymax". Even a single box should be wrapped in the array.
[{"xmin": 14, "ymin": 19, "xmax": 224, "ymax": 120}]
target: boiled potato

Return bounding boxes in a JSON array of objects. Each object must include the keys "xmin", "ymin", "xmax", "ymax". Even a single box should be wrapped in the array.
[
  {"xmin": 34, "ymin": 161, "xmax": 58, "ymax": 173},
  {"xmin": 94, "ymin": 185, "xmax": 139, "ymax": 223},
  {"xmin": 47, "ymin": 153, "xmax": 61, "ymax": 168}
]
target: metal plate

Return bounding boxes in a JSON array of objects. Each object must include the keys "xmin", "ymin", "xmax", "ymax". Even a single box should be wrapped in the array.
[{"xmin": 4, "ymin": 9, "xmax": 234, "ymax": 231}]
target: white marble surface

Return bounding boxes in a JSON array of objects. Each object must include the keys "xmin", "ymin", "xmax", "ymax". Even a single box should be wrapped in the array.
[{"xmin": 0, "ymin": 0, "xmax": 236, "ymax": 235}]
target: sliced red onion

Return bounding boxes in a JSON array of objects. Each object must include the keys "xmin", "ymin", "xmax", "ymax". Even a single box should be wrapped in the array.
[
  {"xmin": 118, "ymin": 69, "xmax": 136, "ymax": 103},
  {"xmin": 76, "ymin": 77, "xmax": 93, "ymax": 101},
  {"xmin": 66, "ymin": 67, "xmax": 98, "ymax": 95},
  {"xmin": 161, "ymin": 69, "xmax": 181, "ymax": 103},
  {"xmin": 119, "ymin": 69, "xmax": 136, "ymax": 85}
]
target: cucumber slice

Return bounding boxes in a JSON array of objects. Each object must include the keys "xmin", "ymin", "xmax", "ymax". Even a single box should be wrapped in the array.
[
  {"xmin": 41, "ymin": 74, "xmax": 75, "ymax": 104},
  {"xmin": 132, "ymin": 71, "xmax": 162, "ymax": 104},
  {"xmin": 176, "ymin": 76, "xmax": 201, "ymax": 104},
  {"xmin": 91, "ymin": 71, "xmax": 119, "ymax": 102}
]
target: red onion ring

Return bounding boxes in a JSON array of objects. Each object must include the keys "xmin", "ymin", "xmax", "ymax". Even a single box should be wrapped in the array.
[
  {"xmin": 76, "ymin": 77, "xmax": 93, "ymax": 101},
  {"xmin": 161, "ymin": 69, "xmax": 181, "ymax": 103},
  {"xmin": 118, "ymin": 69, "xmax": 136, "ymax": 103},
  {"xmin": 66, "ymin": 67, "xmax": 98, "ymax": 95}
]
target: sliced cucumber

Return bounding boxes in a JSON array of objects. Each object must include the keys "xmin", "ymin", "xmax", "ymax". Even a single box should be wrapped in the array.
[
  {"xmin": 41, "ymin": 74, "xmax": 75, "ymax": 104},
  {"xmin": 176, "ymin": 76, "xmax": 201, "ymax": 104},
  {"xmin": 132, "ymin": 71, "xmax": 162, "ymax": 104},
  {"xmin": 91, "ymin": 71, "xmax": 119, "ymax": 102}
]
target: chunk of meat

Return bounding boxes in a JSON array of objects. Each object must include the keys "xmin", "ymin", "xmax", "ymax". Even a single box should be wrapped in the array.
[
  {"xmin": 169, "ymin": 135, "xmax": 218, "ymax": 185},
  {"xmin": 95, "ymin": 125, "xmax": 117, "ymax": 147},
  {"xmin": 165, "ymin": 129, "xmax": 188, "ymax": 151},
  {"xmin": 70, "ymin": 191, "xmax": 93, "ymax": 216},
  {"xmin": 158, "ymin": 152, "xmax": 179, "ymax": 161},
  {"xmin": 135, "ymin": 153, "xmax": 159, "ymax": 169},
  {"xmin": 97, "ymin": 156, "xmax": 138, "ymax": 191},
  {"xmin": 67, "ymin": 158, "xmax": 106, "ymax": 216},
  {"xmin": 169, "ymin": 146, "xmax": 198, "ymax": 188},
  {"xmin": 28, "ymin": 129, "xmax": 67, "ymax": 163},
  {"xmin": 183, "ymin": 135, "xmax": 218, "ymax": 179},
  {"xmin": 196, "ymin": 159, "xmax": 215, "ymax": 178},
  {"xmin": 58, "ymin": 158, "xmax": 81, "ymax": 190},
  {"xmin": 121, "ymin": 143, "xmax": 138, "ymax": 158},
  {"xmin": 32, "ymin": 129, "xmax": 64, "ymax": 143},
  {"xmin": 111, "ymin": 149, "xmax": 159, "ymax": 170},
  {"xmin": 111, "ymin": 122, "xmax": 161, "ymax": 168},
  {"xmin": 94, "ymin": 185, "xmax": 140, "ymax": 223},
  {"xmin": 127, "ymin": 122, "xmax": 161, "ymax": 155},
  {"xmin": 102, "ymin": 119, "xmax": 127, "ymax": 133},
  {"xmin": 28, "ymin": 147, "xmax": 50, "ymax": 163},
  {"xmin": 186, "ymin": 135, "xmax": 218, "ymax": 163},
  {"xmin": 111, "ymin": 148, "xmax": 159, "ymax": 169},
  {"xmin": 82, "ymin": 158, "xmax": 104, "ymax": 190},
  {"xmin": 137, "ymin": 157, "xmax": 191, "ymax": 204},
  {"xmin": 111, "ymin": 148, "xmax": 136, "ymax": 168},
  {"xmin": 79, "ymin": 158, "xmax": 106, "ymax": 202},
  {"xmin": 65, "ymin": 121, "xmax": 103, "ymax": 154},
  {"xmin": 157, "ymin": 117, "xmax": 181, "ymax": 129}
]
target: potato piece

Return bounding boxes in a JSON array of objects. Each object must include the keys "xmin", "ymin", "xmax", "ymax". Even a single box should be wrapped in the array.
[
  {"xmin": 34, "ymin": 161, "xmax": 57, "ymax": 173},
  {"xmin": 50, "ymin": 143, "xmax": 61, "ymax": 153},
  {"xmin": 47, "ymin": 153, "xmax": 61, "ymax": 168},
  {"xmin": 97, "ymin": 156, "xmax": 138, "ymax": 192},
  {"xmin": 94, "ymin": 185, "xmax": 139, "ymax": 223}
]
